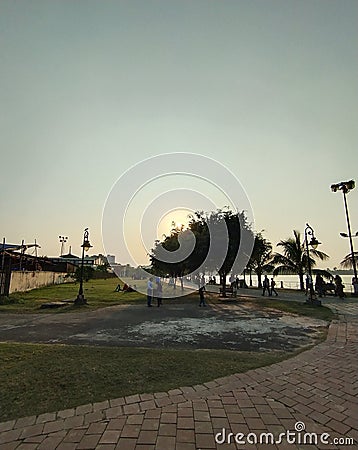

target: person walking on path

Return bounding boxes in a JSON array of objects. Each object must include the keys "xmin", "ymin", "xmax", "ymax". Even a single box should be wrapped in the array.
[
  {"xmin": 156, "ymin": 277, "xmax": 163, "ymax": 307},
  {"xmin": 270, "ymin": 278, "xmax": 278, "ymax": 296},
  {"xmin": 198, "ymin": 276, "xmax": 206, "ymax": 307},
  {"xmin": 262, "ymin": 275, "xmax": 270, "ymax": 296},
  {"xmin": 147, "ymin": 277, "xmax": 154, "ymax": 307}
]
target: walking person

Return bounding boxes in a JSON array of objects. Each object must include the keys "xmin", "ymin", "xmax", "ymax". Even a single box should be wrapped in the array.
[
  {"xmin": 147, "ymin": 277, "xmax": 154, "ymax": 307},
  {"xmin": 199, "ymin": 276, "xmax": 206, "ymax": 307},
  {"xmin": 270, "ymin": 278, "xmax": 278, "ymax": 296},
  {"xmin": 262, "ymin": 275, "xmax": 270, "ymax": 296},
  {"xmin": 156, "ymin": 277, "xmax": 163, "ymax": 307}
]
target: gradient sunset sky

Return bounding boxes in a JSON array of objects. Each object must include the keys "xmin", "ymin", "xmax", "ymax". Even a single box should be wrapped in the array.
[{"xmin": 1, "ymin": 0, "xmax": 357, "ymax": 267}]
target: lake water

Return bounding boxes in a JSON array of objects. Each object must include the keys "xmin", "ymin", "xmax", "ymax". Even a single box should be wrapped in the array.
[
  {"xmin": 206, "ymin": 274, "xmax": 355, "ymax": 293},
  {"xmin": 244, "ymin": 274, "xmax": 355, "ymax": 293}
]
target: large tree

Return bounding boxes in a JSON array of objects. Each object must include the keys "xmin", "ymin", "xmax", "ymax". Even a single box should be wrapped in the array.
[
  {"xmin": 150, "ymin": 208, "xmax": 253, "ymax": 296},
  {"xmin": 272, "ymin": 230, "xmax": 329, "ymax": 290}
]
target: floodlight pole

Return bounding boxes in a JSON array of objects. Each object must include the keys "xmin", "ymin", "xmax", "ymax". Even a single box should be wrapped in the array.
[
  {"xmin": 331, "ymin": 180, "xmax": 357, "ymax": 291},
  {"xmin": 342, "ymin": 189, "xmax": 358, "ymax": 283}
]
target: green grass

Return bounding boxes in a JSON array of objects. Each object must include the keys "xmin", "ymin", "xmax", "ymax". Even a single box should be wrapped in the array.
[
  {"xmin": 1, "ymin": 279, "xmax": 146, "ymax": 313},
  {"xmin": 1, "ymin": 279, "xmax": 198, "ymax": 313},
  {"xmin": 0, "ymin": 342, "xmax": 294, "ymax": 422}
]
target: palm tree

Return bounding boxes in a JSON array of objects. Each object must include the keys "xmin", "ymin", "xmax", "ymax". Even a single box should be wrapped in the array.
[
  {"xmin": 340, "ymin": 252, "xmax": 358, "ymax": 269},
  {"xmin": 248, "ymin": 233, "xmax": 274, "ymax": 288},
  {"xmin": 272, "ymin": 230, "xmax": 329, "ymax": 290}
]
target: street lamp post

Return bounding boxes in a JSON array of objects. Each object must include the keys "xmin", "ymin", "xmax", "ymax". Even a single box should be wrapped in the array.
[
  {"xmin": 331, "ymin": 180, "xmax": 358, "ymax": 294},
  {"xmin": 304, "ymin": 223, "xmax": 321, "ymax": 306},
  {"xmin": 75, "ymin": 228, "xmax": 92, "ymax": 305},
  {"xmin": 59, "ymin": 236, "xmax": 68, "ymax": 256}
]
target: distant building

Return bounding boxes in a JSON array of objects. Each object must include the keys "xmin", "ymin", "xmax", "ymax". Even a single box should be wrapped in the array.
[{"xmin": 49, "ymin": 253, "xmax": 96, "ymax": 267}]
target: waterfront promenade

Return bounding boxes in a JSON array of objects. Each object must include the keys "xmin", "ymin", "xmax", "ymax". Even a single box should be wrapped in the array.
[{"xmin": 0, "ymin": 295, "xmax": 357, "ymax": 449}]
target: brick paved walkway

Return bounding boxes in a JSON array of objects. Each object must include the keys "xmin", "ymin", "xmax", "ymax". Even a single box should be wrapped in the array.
[{"xmin": 0, "ymin": 303, "xmax": 357, "ymax": 450}]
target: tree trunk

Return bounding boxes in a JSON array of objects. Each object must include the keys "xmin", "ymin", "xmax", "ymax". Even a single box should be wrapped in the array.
[
  {"xmin": 221, "ymin": 273, "xmax": 226, "ymax": 297},
  {"xmin": 257, "ymin": 270, "xmax": 262, "ymax": 288},
  {"xmin": 299, "ymin": 272, "xmax": 304, "ymax": 291}
]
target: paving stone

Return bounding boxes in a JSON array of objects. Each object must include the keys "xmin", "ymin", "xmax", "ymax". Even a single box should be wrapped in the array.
[
  {"xmin": 105, "ymin": 406, "xmax": 123, "ymax": 419},
  {"xmin": 155, "ymin": 436, "xmax": 175, "ymax": 450},
  {"xmin": 110, "ymin": 397, "xmax": 125, "ymax": 408},
  {"xmin": 126, "ymin": 415, "xmax": 144, "ymax": 425},
  {"xmin": 57, "ymin": 409, "xmax": 75, "ymax": 419},
  {"xmin": 137, "ymin": 430, "xmax": 157, "ymax": 445},
  {"xmin": 14, "ymin": 416, "xmax": 36, "ymax": 429},
  {"xmin": 56, "ymin": 443, "xmax": 78, "ymax": 450},
  {"xmin": 195, "ymin": 433, "xmax": 216, "ymax": 448},
  {"xmin": 177, "ymin": 418, "xmax": 194, "ymax": 429},
  {"xmin": 176, "ymin": 429, "xmax": 195, "ymax": 443},
  {"xmin": 160, "ymin": 413, "xmax": 177, "ymax": 424},
  {"xmin": 99, "ymin": 430, "xmax": 121, "ymax": 444},
  {"xmin": 123, "ymin": 404, "xmax": 141, "ymax": 415},
  {"xmin": 0, "ymin": 420, "xmax": 15, "ymax": 433},
  {"xmin": 43, "ymin": 419, "xmax": 65, "ymax": 434},
  {"xmin": 107, "ymin": 418, "xmax": 126, "ymax": 430},
  {"xmin": 86, "ymin": 421, "xmax": 108, "ymax": 434},
  {"xmin": 141, "ymin": 419, "xmax": 159, "ymax": 431},
  {"xmin": 0, "ymin": 442, "xmax": 19, "ymax": 450},
  {"xmin": 93, "ymin": 400, "xmax": 110, "ymax": 411},
  {"xmin": 20, "ymin": 423, "xmax": 44, "ymax": 439},
  {"xmin": 175, "ymin": 443, "xmax": 196, "ymax": 450},
  {"xmin": 120, "ymin": 425, "xmax": 141, "ymax": 438},
  {"xmin": 63, "ymin": 428, "xmax": 87, "ymax": 443},
  {"xmin": 115, "ymin": 437, "xmax": 137, "ymax": 449},
  {"xmin": 177, "ymin": 408, "xmax": 193, "ymax": 418},
  {"xmin": 85, "ymin": 410, "xmax": 105, "ymax": 424},
  {"xmin": 140, "ymin": 400, "xmax": 156, "ymax": 411},
  {"xmin": 140, "ymin": 394, "xmax": 155, "ymax": 402},
  {"xmin": 75, "ymin": 404, "xmax": 93, "ymax": 415},
  {"xmin": 64, "ymin": 414, "xmax": 84, "ymax": 429},
  {"xmin": 76, "ymin": 434, "xmax": 101, "ymax": 449},
  {"xmin": 36, "ymin": 412, "xmax": 56, "ymax": 424},
  {"xmin": 37, "ymin": 436, "xmax": 64, "ymax": 450},
  {"xmin": 158, "ymin": 423, "xmax": 176, "ymax": 436}
]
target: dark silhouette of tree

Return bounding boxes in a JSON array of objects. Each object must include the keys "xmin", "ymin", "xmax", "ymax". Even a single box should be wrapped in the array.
[
  {"xmin": 248, "ymin": 232, "xmax": 274, "ymax": 288},
  {"xmin": 150, "ymin": 208, "xmax": 253, "ymax": 297},
  {"xmin": 340, "ymin": 252, "xmax": 358, "ymax": 269},
  {"xmin": 272, "ymin": 230, "xmax": 329, "ymax": 290}
]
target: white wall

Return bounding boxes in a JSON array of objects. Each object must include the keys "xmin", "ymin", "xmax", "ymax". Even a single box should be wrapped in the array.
[{"xmin": 9, "ymin": 271, "xmax": 71, "ymax": 294}]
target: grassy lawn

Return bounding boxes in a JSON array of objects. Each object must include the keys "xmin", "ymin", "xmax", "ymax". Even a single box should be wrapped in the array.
[
  {"xmin": 1, "ymin": 278, "xmax": 198, "ymax": 313},
  {"xmin": 0, "ymin": 279, "xmax": 145, "ymax": 313},
  {"xmin": 0, "ymin": 342, "xmax": 295, "ymax": 422}
]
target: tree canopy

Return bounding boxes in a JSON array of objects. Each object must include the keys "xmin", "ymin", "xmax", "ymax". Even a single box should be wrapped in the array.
[{"xmin": 150, "ymin": 208, "xmax": 254, "ymax": 295}]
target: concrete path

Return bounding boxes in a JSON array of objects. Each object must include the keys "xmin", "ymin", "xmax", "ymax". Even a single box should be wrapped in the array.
[{"xmin": 0, "ymin": 299, "xmax": 357, "ymax": 449}]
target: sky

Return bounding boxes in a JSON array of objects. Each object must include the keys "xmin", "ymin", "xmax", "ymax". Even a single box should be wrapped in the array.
[{"xmin": 0, "ymin": 0, "xmax": 357, "ymax": 268}]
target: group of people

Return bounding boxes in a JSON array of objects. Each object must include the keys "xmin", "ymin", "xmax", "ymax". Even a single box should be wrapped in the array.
[
  {"xmin": 261, "ymin": 275, "xmax": 278, "ymax": 297},
  {"xmin": 307, "ymin": 273, "xmax": 347, "ymax": 299},
  {"xmin": 146, "ymin": 277, "xmax": 163, "ymax": 307},
  {"xmin": 115, "ymin": 283, "xmax": 135, "ymax": 292}
]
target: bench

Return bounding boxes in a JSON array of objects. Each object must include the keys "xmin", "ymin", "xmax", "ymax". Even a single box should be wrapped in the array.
[{"xmin": 219, "ymin": 285, "xmax": 237, "ymax": 298}]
